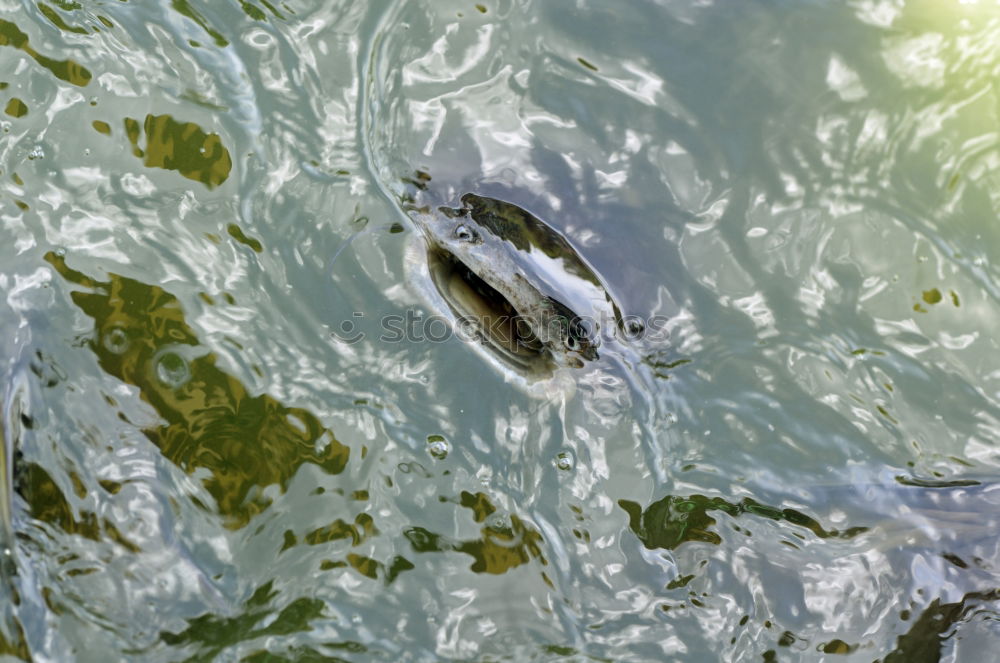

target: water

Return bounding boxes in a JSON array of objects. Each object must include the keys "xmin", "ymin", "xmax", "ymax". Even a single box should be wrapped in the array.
[{"xmin": 2, "ymin": 0, "xmax": 1000, "ymax": 661}]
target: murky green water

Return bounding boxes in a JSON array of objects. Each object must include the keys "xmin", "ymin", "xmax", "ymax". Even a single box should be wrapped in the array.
[{"xmin": 2, "ymin": 0, "xmax": 1000, "ymax": 661}]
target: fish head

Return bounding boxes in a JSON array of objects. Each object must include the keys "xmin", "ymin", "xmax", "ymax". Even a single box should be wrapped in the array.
[{"xmin": 408, "ymin": 200, "xmax": 602, "ymax": 375}]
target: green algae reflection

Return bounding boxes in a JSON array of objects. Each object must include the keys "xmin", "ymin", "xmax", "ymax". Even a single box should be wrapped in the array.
[
  {"xmin": 0, "ymin": 610, "xmax": 27, "ymax": 662},
  {"xmin": 161, "ymin": 580, "xmax": 324, "ymax": 658},
  {"xmin": 124, "ymin": 114, "xmax": 232, "ymax": 189},
  {"xmin": 882, "ymin": 588, "xmax": 1000, "ymax": 662},
  {"xmin": 3, "ymin": 98, "xmax": 27, "ymax": 118},
  {"xmin": 404, "ymin": 491, "xmax": 548, "ymax": 576},
  {"xmin": 38, "ymin": 3, "xmax": 90, "ymax": 36},
  {"xmin": 44, "ymin": 252, "xmax": 349, "ymax": 529},
  {"xmin": 0, "ymin": 19, "xmax": 91, "ymax": 86},
  {"xmin": 618, "ymin": 493, "xmax": 868, "ymax": 551},
  {"xmin": 161, "ymin": 579, "xmax": 371, "ymax": 662},
  {"xmin": 169, "ymin": 0, "xmax": 285, "ymax": 49},
  {"xmin": 16, "ymin": 460, "xmax": 141, "ymax": 553}
]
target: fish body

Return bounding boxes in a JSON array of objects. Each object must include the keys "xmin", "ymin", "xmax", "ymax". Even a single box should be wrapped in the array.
[{"xmin": 406, "ymin": 192, "xmax": 625, "ymax": 379}]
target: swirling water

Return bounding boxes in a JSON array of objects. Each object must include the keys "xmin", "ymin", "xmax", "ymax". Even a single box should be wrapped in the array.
[{"xmin": 1, "ymin": 0, "xmax": 1000, "ymax": 661}]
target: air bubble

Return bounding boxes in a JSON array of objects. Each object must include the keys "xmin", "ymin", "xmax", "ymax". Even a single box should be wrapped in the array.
[
  {"xmin": 486, "ymin": 513, "xmax": 509, "ymax": 531},
  {"xmin": 27, "ymin": 145, "xmax": 45, "ymax": 160},
  {"xmin": 153, "ymin": 348, "xmax": 191, "ymax": 388},
  {"xmin": 453, "ymin": 224, "xmax": 480, "ymax": 243},
  {"xmin": 102, "ymin": 326, "xmax": 130, "ymax": 354},
  {"xmin": 427, "ymin": 435, "xmax": 449, "ymax": 460},
  {"xmin": 554, "ymin": 452, "xmax": 574, "ymax": 471},
  {"xmin": 623, "ymin": 317, "xmax": 645, "ymax": 339}
]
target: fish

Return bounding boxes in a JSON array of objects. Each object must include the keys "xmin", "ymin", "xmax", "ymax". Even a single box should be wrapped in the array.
[{"xmin": 404, "ymin": 186, "xmax": 629, "ymax": 381}]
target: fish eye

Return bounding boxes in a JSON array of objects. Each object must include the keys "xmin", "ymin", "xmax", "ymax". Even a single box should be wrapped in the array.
[
  {"xmin": 454, "ymin": 224, "xmax": 480, "ymax": 243},
  {"xmin": 574, "ymin": 318, "xmax": 595, "ymax": 338},
  {"xmin": 623, "ymin": 316, "xmax": 645, "ymax": 339}
]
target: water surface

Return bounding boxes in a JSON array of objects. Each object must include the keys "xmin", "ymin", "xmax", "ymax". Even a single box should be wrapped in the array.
[{"xmin": 2, "ymin": 0, "xmax": 1000, "ymax": 661}]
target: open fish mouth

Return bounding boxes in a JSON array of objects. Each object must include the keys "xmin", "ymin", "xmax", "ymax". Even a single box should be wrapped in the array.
[{"xmin": 425, "ymin": 247, "xmax": 554, "ymax": 375}]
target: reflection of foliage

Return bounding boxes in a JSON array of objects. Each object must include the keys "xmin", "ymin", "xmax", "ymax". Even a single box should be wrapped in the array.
[
  {"xmin": 618, "ymin": 493, "xmax": 867, "ymax": 551},
  {"xmin": 913, "ymin": 287, "xmax": 960, "ymax": 313},
  {"xmin": 242, "ymin": 643, "xmax": 365, "ymax": 663},
  {"xmin": 124, "ymin": 114, "xmax": 232, "ymax": 189},
  {"xmin": 169, "ymin": 0, "xmax": 285, "ymax": 48},
  {"xmin": 16, "ymin": 462, "xmax": 139, "ymax": 552},
  {"xmin": 170, "ymin": 0, "xmax": 228, "ymax": 47},
  {"xmin": 237, "ymin": 0, "xmax": 286, "ymax": 22},
  {"xmin": 3, "ymin": 98, "xmax": 27, "ymax": 118},
  {"xmin": 9, "ymin": 465, "xmax": 143, "ymax": 659},
  {"xmin": 317, "ymin": 553, "xmax": 414, "ymax": 584},
  {"xmin": 227, "ymin": 223, "xmax": 263, "ymax": 253},
  {"xmin": 160, "ymin": 580, "xmax": 364, "ymax": 663},
  {"xmin": 45, "ymin": 252, "xmax": 350, "ymax": 529},
  {"xmin": 278, "ymin": 513, "xmax": 415, "ymax": 584},
  {"xmin": 643, "ymin": 350, "xmax": 691, "ymax": 380},
  {"xmin": 883, "ymin": 589, "xmax": 1000, "ymax": 663},
  {"xmin": 303, "ymin": 513, "xmax": 377, "ymax": 547},
  {"xmin": 403, "ymin": 491, "xmax": 547, "ymax": 574},
  {"xmin": 37, "ymin": 3, "xmax": 89, "ymax": 35},
  {"xmin": 0, "ymin": 19, "xmax": 91, "ymax": 86},
  {"xmin": 0, "ymin": 619, "xmax": 28, "ymax": 662}
]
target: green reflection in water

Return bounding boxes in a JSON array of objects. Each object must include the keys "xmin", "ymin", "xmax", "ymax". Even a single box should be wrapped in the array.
[
  {"xmin": 0, "ymin": 620, "xmax": 28, "ymax": 662},
  {"xmin": 227, "ymin": 223, "xmax": 263, "ymax": 253},
  {"xmin": 12, "ymin": 352, "xmax": 143, "ymax": 559},
  {"xmin": 45, "ymin": 0, "xmax": 83, "ymax": 10},
  {"xmin": 170, "ymin": 0, "xmax": 228, "ymax": 47},
  {"xmin": 237, "ymin": 0, "xmax": 286, "ymax": 22},
  {"xmin": 166, "ymin": 0, "xmax": 285, "ymax": 48},
  {"xmin": 242, "ymin": 642, "xmax": 367, "ymax": 663},
  {"xmin": 0, "ymin": 19, "xmax": 91, "ymax": 86},
  {"xmin": 124, "ymin": 114, "xmax": 232, "ymax": 189},
  {"xmin": 317, "ymin": 552, "xmax": 414, "ymax": 583},
  {"xmin": 644, "ymin": 352, "xmax": 691, "ymax": 380},
  {"xmin": 3, "ymin": 98, "xmax": 27, "ymax": 118},
  {"xmin": 404, "ymin": 491, "xmax": 548, "ymax": 576},
  {"xmin": 17, "ymin": 462, "xmax": 139, "ymax": 552},
  {"xmin": 37, "ymin": 3, "xmax": 88, "ymax": 35},
  {"xmin": 277, "ymin": 511, "xmax": 414, "ymax": 584},
  {"xmin": 618, "ymin": 494, "xmax": 868, "ymax": 551},
  {"xmin": 302, "ymin": 512, "xmax": 376, "ymax": 546},
  {"xmin": 44, "ymin": 251, "xmax": 350, "ymax": 529},
  {"xmin": 913, "ymin": 286, "xmax": 960, "ymax": 313},
  {"xmin": 819, "ymin": 638, "xmax": 857, "ymax": 654},
  {"xmin": 882, "ymin": 588, "xmax": 1000, "ymax": 663},
  {"xmin": 160, "ymin": 580, "xmax": 355, "ymax": 662}
]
